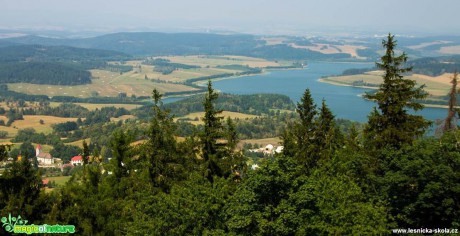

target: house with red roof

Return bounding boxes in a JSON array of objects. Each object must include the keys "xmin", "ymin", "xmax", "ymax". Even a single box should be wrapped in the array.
[{"xmin": 71, "ymin": 155, "xmax": 83, "ymax": 166}]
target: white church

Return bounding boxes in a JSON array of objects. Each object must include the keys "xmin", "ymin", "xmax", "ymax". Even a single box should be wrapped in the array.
[{"xmin": 36, "ymin": 144, "xmax": 54, "ymax": 165}]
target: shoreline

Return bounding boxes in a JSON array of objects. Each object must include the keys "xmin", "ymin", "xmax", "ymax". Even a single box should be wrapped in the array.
[
  {"xmin": 317, "ymin": 78, "xmax": 378, "ymax": 90},
  {"xmin": 318, "ymin": 78, "xmax": 452, "ymax": 109}
]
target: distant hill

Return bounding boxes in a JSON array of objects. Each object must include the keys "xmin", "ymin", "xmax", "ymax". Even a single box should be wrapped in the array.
[
  {"xmin": 409, "ymin": 55, "xmax": 460, "ymax": 76},
  {"xmin": 340, "ymin": 55, "xmax": 460, "ymax": 77},
  {"xmin": 0, "ymin": 44, "xmax": 130, "ymax": 62},
  {"xmin": 0, "ymin": 32, "xmax": 352, "ymax": 60},
  {"xmin": 0, "ymin": 45, "xmax": 131, "ymax": 85}
]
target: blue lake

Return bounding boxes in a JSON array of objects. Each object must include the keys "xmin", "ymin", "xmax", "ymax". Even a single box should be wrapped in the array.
[{"xmin": 211, "ymin": 62, "xmax": 448, "ymax": 123}]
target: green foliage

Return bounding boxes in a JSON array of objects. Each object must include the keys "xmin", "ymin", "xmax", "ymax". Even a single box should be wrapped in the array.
[
  {"xmin": 144, "ymin": 58, "xmax": 199, "ymax": 75},
  {"xmin": 138, "ymin": 89, "xmax": 185, "ymax": 192},
  {"xmin": 364, "ymin": 34, "xmax": 431, "ymax": 150},
  {"xmin": 0, "ymin": 62, "xmax": 92, "ymax": 85},
  {"xmin": 376, "ymin": 134, "xmax": 460, "ymax": 228}
]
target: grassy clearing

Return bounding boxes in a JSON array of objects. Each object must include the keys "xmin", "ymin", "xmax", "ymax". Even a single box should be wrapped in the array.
[
  {"xmin": 45, "ymin": 176, "xmax": 71, "ymax": 187},
  {"xmin": 176, "ymin": 111, "xmax": 260, "ymax": 125},
  {"xmin": 9, "ymin": 69, "xmax": 198, "ymax": 98},
  {"xmin": 110, "ymin": 115, "xmax": 136, "ymax": 122},
  {"xmin": 0, "ymin": 115, "xmax": 77, "ymax": 138},
  {"xmin": 320, "ymin": 71, "xmax": 452, "ymax": 96},
  {"xmin": 238, "ymin": 137, "xmax": 282, "ymax": 149},
  {"xmin": 65, "ymin": 138, "xmax": 91, "ymax": 148}
]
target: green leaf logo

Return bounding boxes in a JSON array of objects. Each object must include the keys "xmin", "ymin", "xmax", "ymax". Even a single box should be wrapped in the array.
[{"xmin": 1, "ymin": 214, "xmax": 28, "ymax": 233}]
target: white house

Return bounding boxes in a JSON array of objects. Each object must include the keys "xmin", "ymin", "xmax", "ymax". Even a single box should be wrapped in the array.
[
  {"xmin": 71, "ymin": 155, "xmax": 83, "ymax": 166},
  {"xmin": 36, "ymin": 144, "xmax": 54, "ymax": 165}
]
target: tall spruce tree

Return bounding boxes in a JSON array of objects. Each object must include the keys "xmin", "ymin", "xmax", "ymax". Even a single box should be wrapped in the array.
[
  {"xmin": 441, "ymin": 71, "xmax": 459, "ymax": 133},
  {"xmin": 142, "ymin": 89, "xmax": 182, "ymax": 192},
  {"xmin": 292, "ymin": 89, "xmax": 317, "ymax": 164},
  {"xmin": 364, "ymin": 33, "xmax": 430, "ymax": 149},
  {"xmin": 200, "ymin": 80, "xmax": 225, "ymax": 181}
]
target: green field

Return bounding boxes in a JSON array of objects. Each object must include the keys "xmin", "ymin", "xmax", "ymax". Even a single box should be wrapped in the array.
[
  {"xmin": 8, "ymin": 56, "xmax": 282, "ymax": 98},
  {"xmin": 45, "ymin": 176, "xmax": 72, "ymax": 187},
  {"xmin": 176, "ymin": 111, "xmax": 260, "ymax": 125},
  {"xmin": 0, "ymin": 115, "xmax": 78, "ymax": 140}
]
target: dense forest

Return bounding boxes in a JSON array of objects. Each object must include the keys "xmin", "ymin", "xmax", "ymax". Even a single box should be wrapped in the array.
[
  {"xmin": 0, "ymin": 34, "xmax": 459, "ymax": 235},
  {"xmin": 0, "ymin": 45, "xmax": 131, "ymax": 85},
  {"xmin": 341, "ymin": 55, "xmax": 460, "ymax": 77}
]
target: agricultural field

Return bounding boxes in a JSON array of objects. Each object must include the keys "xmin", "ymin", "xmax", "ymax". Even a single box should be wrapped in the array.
[
  {"xmin": 175, "ymin": 111, "xmax": 260, "ymax": 125},
  {"xmin": 65, "ymin": 138, "xmax": 91, "ymax": 148},
  {"xmin": 0, "ymin": 115, "xmax": 77, "ymax": 139},
  {"xmin": 7, "ymin": 56, "xmax": 283, "ymax": 98},
  {"xmin": 8, "ymin": 69, "xmax": 198, "ymax": 98},
  {"xmin": 290, "ymin": 43, "xmax": 367, "ymax": 59},
  {"xmin": 165, "ymin": 55, "xmax": 284, "ymax": 68},
  {"xmin": 320, "ymin": 71, "xmax": 453, "ymax": 97}
]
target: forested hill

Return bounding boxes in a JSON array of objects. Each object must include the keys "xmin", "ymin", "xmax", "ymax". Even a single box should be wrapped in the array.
[
  {"xmin": 341, "ymin": 55, "xmax": 460, "ymax": 77},
  {"xmin": 1, "ymin": 32, "xmax": 352, "ymax": 60},
  {"xmin": 408, "ymin": 55, "xmax": 460, "ymax": 76},
  {"xmin": 134, "ymin": 93, "xmax": 296, "ymax": 119},
  {"xmin": 0, "ymin": 45, "xmax": 131, "ymax": 85},
  {"xmin": 0, "ymin": 44, "xmax": 130, "ymax": 62}
]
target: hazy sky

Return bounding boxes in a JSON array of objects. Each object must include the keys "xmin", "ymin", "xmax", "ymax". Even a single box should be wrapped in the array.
[{"xmin": 1, "ymin": 0, "xmax": 459, "ymax": 35}]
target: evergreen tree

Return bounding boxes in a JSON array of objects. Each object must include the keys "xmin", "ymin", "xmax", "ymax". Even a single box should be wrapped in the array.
[
  {"xmin": 364, "ymin": 33, "xmax": 430, "ymax": 149},
  {"xmin": 200, "ymin": 80, "xmax": 225, "ymax": 181},
  {"xmin": 82, "ymin": 140, "xmax": 90, "ymax": 165},
  {"xmin": 0, "ymin": 144, "xmax": 9, "ymax": 161},
  {"xmin": 440, "ymin": 71, "xmax": 459, "ymax": 133},
  {"xmin": 314, "ymin": 99, "xmax": 341, "ymax": 161},
  {"xmin": 282, "ymin": 88, "xmax": 317, "ymax": 163},
  {"xmin": 225, "ymin": 117, "xmax": 238, "ymax": 151},
  {"xmin": 141, "ymin": 88, "xmax": 184, "ymax": 192}
]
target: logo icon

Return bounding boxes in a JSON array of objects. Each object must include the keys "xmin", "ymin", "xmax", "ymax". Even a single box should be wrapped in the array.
[
  {"xmin": 1, "ymin": 213, "xmax": 75, "ymax": 234},
  {"xmin": 1, "ymin": 213, "xmax": 28, "ymax": 232}
]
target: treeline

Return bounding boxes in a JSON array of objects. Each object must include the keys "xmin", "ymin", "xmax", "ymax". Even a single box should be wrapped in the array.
[
  {"xmin": 184, "ymin": 68, "xmax": 262, "ymax": 85},
  {"xmin": 143, "ymin": 58, "xmax": 200, "ymax": 75},
  {"xmin": 341, "ymin": 55, "xmax": 460, "ymax": 77},
  {"xmin": 135, "ymin": 93, "xmax": 295, "ymax": 119},
  {"xmin": 0, "ymin": 62, "xmax": 92, "ymax": 85},
  {"xmin": 409, "ymin": 55, "xmax": 460, "ymax": 76},
  {"xmin": 247, "ymin": 44, "xmax": 351, "ymax": 60},
  {"xmin": 0, "ymin": 84, "xmax": 148, "ymax": 104},
  {"xmin": 0, "ymin": 45, "xmax": 132, "ymax": 85}
]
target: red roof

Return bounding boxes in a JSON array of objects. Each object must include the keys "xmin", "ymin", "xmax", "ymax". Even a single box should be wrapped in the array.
[
  {"xmin": 36, "ymin": 144, "xmax": 42, "ymax": 149},
  {"xmin": 42, "ymin": 179, "xmax": 49, "ymax": 185},
  {"xmin": 71, "ymin": 155, "xmax": 82, "ymax": 162}
]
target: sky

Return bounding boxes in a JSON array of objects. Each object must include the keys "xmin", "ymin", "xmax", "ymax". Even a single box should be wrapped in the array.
[{"xmin": 1, "ymin": 0, "xmax": 459, "ymax": 36}]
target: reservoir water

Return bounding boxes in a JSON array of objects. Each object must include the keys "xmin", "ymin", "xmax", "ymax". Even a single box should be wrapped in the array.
[{"xmin": 211, "ymin": 62, "xmax": 448, "ymax": 123}]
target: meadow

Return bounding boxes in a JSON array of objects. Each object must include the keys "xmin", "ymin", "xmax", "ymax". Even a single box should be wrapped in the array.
[
  {"xmin": 175, "ymin": 111, "xmax": 260, "ymax": 125},
  {"xmin": 7, "ymin": 56, "xmax": 282, "ymax": 98},
  {"xmin": 0, "ymin": 115, "xmax": 77, "ymax": 140}
]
